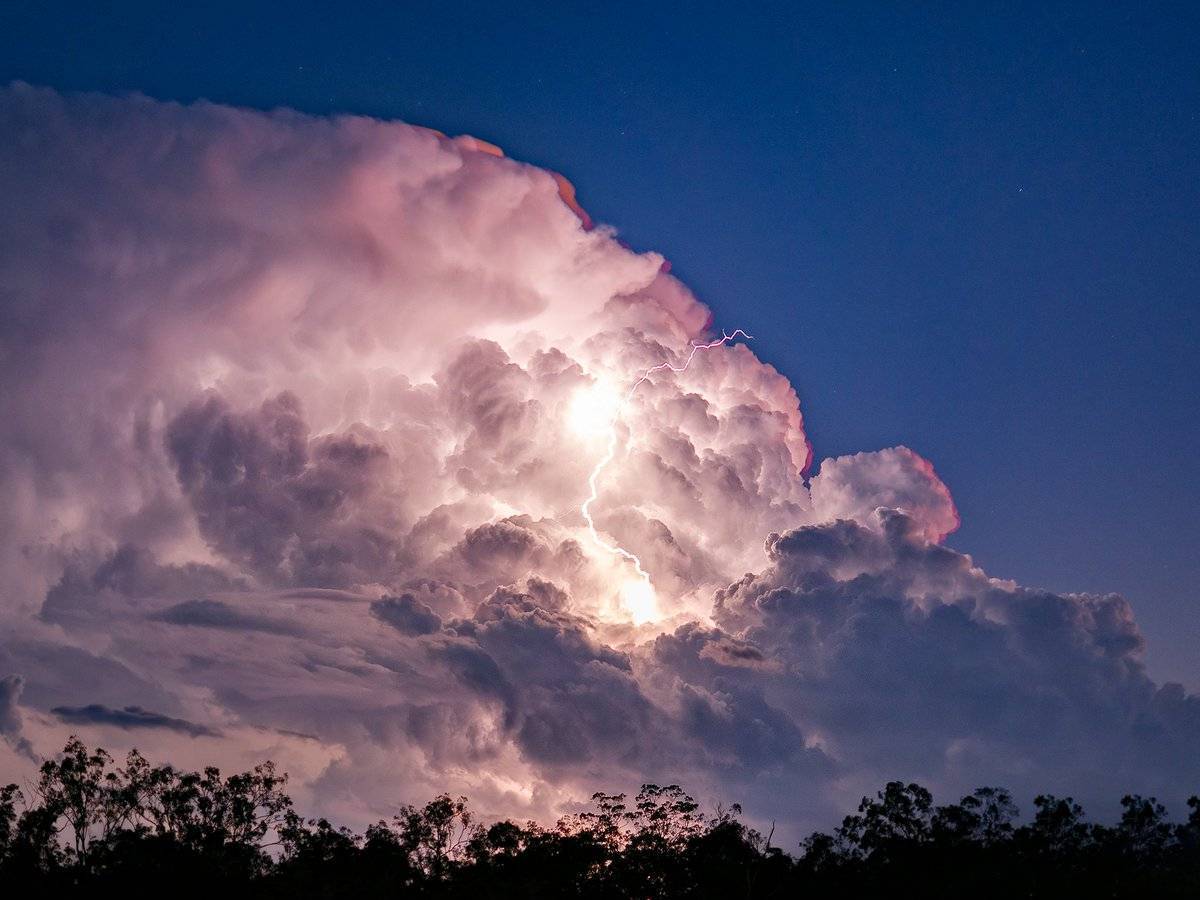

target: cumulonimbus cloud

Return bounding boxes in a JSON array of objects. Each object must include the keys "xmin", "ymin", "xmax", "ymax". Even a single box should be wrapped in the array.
[{"xmin": 0, "ymin": 83, "xmax": 1196, "ymax": 837}]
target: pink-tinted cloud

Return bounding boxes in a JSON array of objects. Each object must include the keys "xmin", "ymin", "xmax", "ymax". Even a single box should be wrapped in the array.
[{"xmin": 0, "ymin": 84, "xmax": 1196, "ymax": 840}]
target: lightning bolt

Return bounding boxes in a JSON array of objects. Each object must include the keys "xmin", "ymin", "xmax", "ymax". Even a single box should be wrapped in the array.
[{"xmin": 580, "ymin": 329, "xmax": 751, "ymax": 617}]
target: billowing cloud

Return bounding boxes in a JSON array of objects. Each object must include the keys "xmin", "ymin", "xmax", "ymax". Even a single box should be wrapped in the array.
[{"xmin": 0, "ymin": 83, "xmax": 1196, "ymax": 839}]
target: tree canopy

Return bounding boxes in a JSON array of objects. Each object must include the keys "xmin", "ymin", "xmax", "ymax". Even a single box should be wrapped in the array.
[{"xmin": 1, "ymin": 737, "xmax": 1197, "ymax": 897}]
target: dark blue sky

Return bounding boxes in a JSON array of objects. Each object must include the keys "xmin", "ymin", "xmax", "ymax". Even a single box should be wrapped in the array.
[{"xmin": 3, "ymin": 1, "xmax": 1197, "ymax": 686}]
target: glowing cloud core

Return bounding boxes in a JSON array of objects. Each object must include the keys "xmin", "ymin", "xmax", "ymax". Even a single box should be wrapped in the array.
[
  {"xmin": 579, "ymin": 330, "xmax": 751, "ymax": 623},
  {"xmin": 567, "ymin": 381, "xmax": 622, "ymax": 440}
]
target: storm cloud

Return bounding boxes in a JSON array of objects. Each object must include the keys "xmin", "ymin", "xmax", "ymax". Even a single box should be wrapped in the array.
[{"xmin": 0, "ymin": 83, "xmax": 1196, "ymax": 837}]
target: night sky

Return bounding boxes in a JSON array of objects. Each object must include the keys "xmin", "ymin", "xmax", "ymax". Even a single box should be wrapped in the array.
[{"xmin": 1, "ymin": 1, "xmax": 1198, "ymax": 834}]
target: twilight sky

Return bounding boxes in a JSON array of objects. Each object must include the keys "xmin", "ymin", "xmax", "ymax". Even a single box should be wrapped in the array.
[{"xmin": 0, "ymin": 3, "xmax": 1197, "ymax": 838}]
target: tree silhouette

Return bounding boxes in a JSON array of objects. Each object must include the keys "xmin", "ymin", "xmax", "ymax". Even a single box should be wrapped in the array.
[
  {"xmin": 1, "ymin": 736, "xmax": 1198, "ymax": 897},
  {"xmin": 933, "ymin": 786, "xmax": 1019, "ymax": 846}
]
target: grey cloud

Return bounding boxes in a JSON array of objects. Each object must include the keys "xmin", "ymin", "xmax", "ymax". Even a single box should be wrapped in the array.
[
  {"xmin": 51, "ymin": 703, "xmax": 220, "ymax": 737},
  {"xmin": 674, "ymin": 681, "xmax": 827, "ymax": 774},
  {"xmin": 465, "ymin": 589, "xmax": 661, "ymax": 768},
  {"xmin": 167, "ymin": 392, "xmax": 406, "ymax": 587},
  {"xmin": 0, "ymin": 675, "xmax": 22, "ymax": 737},
  {"xmin": 0, "ymin": 674, "xmax": 34, "ymax": 758},
  {"xmin": 275, "ymin": 588, "xmax": 367, "ymax": 602},
  {"xmin": 704, "ymin": 512, "xmax": 1200, "ymax": 806},
  {"xmin": 372, "ymin": 594, "xmax": 442, "ymax": 635},
  {"xmin": 432, "ymin": 639, "xmax": 519, "ymax": 726},
  {"xmin": 41, "ymin": 544, "xmax": 241, "ymax": 626},
  {"xmin": 436, "ymin": 516, "xmax": 586, "ymax": 595},
  {"xmin": 451, "ymin": 518, "xmax": 552, "ymax": 575},
  {"xmin": 512, "ymin": 576, "xmax": 572, "ymax": 612},
  {"xmin": 0, "ymin": 639, "xmax": 179, "ymax": 716},
  {"xmin": 648, "ymin": 625, "xmax": 827, "ymax": 773},
  {"xmin": 155, "ymin": 598, "xmax": 300, "ymax": 635}
]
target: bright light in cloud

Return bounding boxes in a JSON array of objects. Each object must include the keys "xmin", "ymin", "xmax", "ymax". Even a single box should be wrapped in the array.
[
  {"xmin": 577, "ymin": 329, "xmax": 753, "ymax": 628},
  {"xmin": 619, "ymin": 577, "xmax": 660, "ymax": 625},
  {"xmin": 567, "ymin": 381, "xmax": 621, "ymax": 439}
]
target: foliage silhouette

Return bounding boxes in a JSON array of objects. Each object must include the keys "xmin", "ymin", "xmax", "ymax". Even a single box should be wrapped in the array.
[{"xmin": 1, "ymin": 737, "xmax": 1198, "ymax": 897}]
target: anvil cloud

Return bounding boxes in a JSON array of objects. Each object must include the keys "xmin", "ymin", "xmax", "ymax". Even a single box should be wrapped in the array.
[{"xmin": 0, "ymin": 84, "xmax": 1195, "ymax": 836}]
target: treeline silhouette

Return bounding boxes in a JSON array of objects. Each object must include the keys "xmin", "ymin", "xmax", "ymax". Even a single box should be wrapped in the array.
[{"xmin": 2, "ymin": 738, "xmax": 1198, "ymax": 897}]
